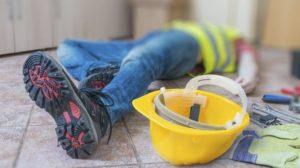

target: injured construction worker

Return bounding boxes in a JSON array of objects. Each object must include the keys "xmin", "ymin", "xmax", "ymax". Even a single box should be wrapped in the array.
[{"xmin": 22, "ymin": 21, "xmax": 258, "ymax": 159}]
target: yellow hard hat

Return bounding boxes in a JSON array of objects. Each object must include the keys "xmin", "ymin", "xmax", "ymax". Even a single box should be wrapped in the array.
[{"xmin": 132, "ymin": 75, "xmax": 249, "ymax": 165}]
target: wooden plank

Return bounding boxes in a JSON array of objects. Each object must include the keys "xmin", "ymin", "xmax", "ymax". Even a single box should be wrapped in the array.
[{"xmin": 262, "ymin": 0, "xmax": 300, "ymax": 49}]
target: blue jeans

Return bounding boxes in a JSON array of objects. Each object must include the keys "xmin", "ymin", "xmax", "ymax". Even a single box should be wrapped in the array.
[{"xmin": 57, "ymin": 30, "xmax": 199, "ymax": 124}]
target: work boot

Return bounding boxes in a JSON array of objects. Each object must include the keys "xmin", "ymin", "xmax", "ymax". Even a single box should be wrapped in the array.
[
  {"xmin": 78, "ymin": 64, "xmax": 119, "ymax": 90},
  {"xmin": 77, "ymin": 64, "xmax": 119, "ymax": 141},
  {"xmin": 23, "ymin": 52, "xmax": 112, "ymax": 159}
]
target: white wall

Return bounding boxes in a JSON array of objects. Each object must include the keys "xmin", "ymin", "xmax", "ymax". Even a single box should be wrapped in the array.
[
  {"xmin": 0, "ymin": 0, "xmax": 131, "ymax": 55},
  {"xmin": 190, "ymin": 0, "xmax": 258, "ymax": 41},
  {"xmin": 0, "ymin": 0, "xmax": 15, "ymax": 54},
  {"xmin": 53, "ymin": 0, "xmax": 131, "ymax": 45}
]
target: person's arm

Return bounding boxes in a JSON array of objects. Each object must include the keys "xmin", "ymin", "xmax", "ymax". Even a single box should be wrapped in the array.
[{"xmin": 234, "ymin": 38, "xmax": 259, "ymax": 94}]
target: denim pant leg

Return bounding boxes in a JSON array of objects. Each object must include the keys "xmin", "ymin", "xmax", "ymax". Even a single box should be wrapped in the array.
[
  {"xmin": 57, "ymin": 31, "xmax": 164, "ymax": 81},
  {"xmin": 101, "ymin": 30, "xmax": 199, "ymax": 124},
  {"xmin": 57, "ymin": 39, "xmax": 134, "ymax": 80}
]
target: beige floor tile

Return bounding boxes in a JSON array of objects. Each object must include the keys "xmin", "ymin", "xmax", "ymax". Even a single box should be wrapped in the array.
[
  {"xmin": 100, "ymin": 165, "xmax": 140, "ymax": 168},
  {"xmin": 0, "ymin": 45, "xmax": 297, "ymax": 168},
  {"xmin": 0, "ymin": 54, "xmax": 28, "ymax": 84},
  {"xmin": 199, "ymin": 159, "xmax": 264, "ymax": 168},
  {"xmin": 0, "ymin": 55, "xmax": 28, "ymax": 66},
  {"xmin": 0, "ymin": 64, "xmax": 24, "ymax": 84},
  {"xmin": 0, "ymin": 83, "xmax": 32, "ymax": 105},
  {"xmin": 28, "ymin": 105, "xmax": 55, "ymax": 126},
  {"xmin": 256, "ymin": 49, "xmax": 299, "ymax": 93},
  {"xmin": 0, "ymin": 79, "xmax": 33, "ymax": 128},
  {"xmin": 0, "ymin": 50, "xmax": 55, "ymax": 66},
  {"xmin": 141, "ymin": 159, "xmax": 262, "ymax": 168},
  {"xmin": 124, "ymin": 111, "xmax": 148, "ymax": 124},
  {"xmin": 16, "ymin": 122, "xmax": 137, "ymax": 168},
  {"xmin": 0, "ymin": 127, "xmax": 25, "ymax": 168},
  {"xmin": 0, "ymin": 101, "xmax": 32, "ymax": 127},
  {"xmin": 141, "ymin": 163, "xmax": 175, "ymax": 168},
  {"xmin": 125, "ymin": 121, "xmax": 164, "ymax": 164}
]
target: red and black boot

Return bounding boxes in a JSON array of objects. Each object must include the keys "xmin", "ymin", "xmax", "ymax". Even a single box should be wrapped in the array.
[
  {"xmin": 78, "ymin": 64, "xmax": 119, "ymax": 90},
  {"xmin": 23, "ymin": 52, "xmax": 111, "ymax": 159},
  {"xmin": 76, "ymin": 63, "xmax": 119, "ymax": 141}
]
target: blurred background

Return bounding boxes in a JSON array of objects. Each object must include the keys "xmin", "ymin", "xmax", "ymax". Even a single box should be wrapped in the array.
[
  {"xmin": 0, "ymin": 2, "xmax": 300, "ymax": 167},
  {"xmin": 0, "ymin": 0, "xmax": 299, "ymax": 55}
]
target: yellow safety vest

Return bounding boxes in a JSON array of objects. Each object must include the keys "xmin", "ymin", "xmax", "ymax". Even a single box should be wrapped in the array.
[{"xmin": 170, "ymin": 21, "xmax": 241, "ymax": 74}]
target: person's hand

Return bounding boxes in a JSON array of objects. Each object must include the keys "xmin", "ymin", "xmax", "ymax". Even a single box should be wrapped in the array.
[
  {"xmin": 235, "ymin": 76, "xmax": 258, "ymax": 94},
  {"xmin": 236, "ymin": 52, "xmax": 258, "ymax": 94}
]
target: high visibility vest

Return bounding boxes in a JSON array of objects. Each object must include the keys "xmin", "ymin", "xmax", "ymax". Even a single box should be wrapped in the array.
[{"xmin": 170, "ymin": 21, "xmax": 241, "ymax": 74}]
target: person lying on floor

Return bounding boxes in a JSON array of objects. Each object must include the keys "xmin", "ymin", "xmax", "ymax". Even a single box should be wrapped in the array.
[{"xmin": 23, "ymin": 21, "xmax": 258, "ymax": 158}]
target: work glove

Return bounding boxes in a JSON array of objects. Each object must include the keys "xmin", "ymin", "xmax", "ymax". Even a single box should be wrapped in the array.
[{"xmin": 224, "ymin": 124, "xmax": 300, "ymax": 168}]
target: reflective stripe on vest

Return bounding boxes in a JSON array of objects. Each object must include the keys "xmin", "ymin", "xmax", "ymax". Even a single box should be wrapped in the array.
[
  {"xmin": 203, "ymin": 23, "xmax": 230, "ymax": 72},
  {"xmin": 219, "ymin": 27, "xmax": 233, "ymax": 71},
  {"xmin": 170, "ymin": 21, "xmax": 240, "ymax": 74},
  {"xmin": 202, "ymin": 24, "xmax": 221, "ymax": 72},
  {"xmin": 223, "ymin": 27, "xmax": 239, "ymax": 72}
]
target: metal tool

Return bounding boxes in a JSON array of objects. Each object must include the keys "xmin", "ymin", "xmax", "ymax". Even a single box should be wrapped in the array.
[
  {"xmin": 251, "ymin": 103, "xmax": 282, "ymax": 128},
  {"xmin": 281, "ymin": 88, "xmax": 300, "ymax": 95},
  {"xmin": 251, "ymin": 103, "xmax": 300, "ymax": 128},
  {"xmin": 262, "ymin": 93, "xmax": 300, "ymax": 113},
  {"xmin": 281, "ymin": 86, "xmax": 300, "ymax": 113},
  {"xmin": 262, "ymin": 94, "xmax": 291, "ymax": 104},
  {"xmin": 250, "ymin": 111, "xmax": 281, "ymax": 128},
  {"xmin": 290, "ymin": 96, "xmax": 300, "ymax": 113}
]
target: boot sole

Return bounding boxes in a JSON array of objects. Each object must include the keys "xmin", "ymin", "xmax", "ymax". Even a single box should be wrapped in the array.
[{"xmin": 23, "ymin": 52, "xmax": 98, "ymax": 159}]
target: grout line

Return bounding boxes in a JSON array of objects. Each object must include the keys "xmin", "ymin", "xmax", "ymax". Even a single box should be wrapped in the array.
[
  {"xmin": 0, "ymin": 47, "xmax": 57, "ymax": 57},
  {"xmin": 0, "ymin": 125, "xmax": 35, "ymax": 129},
  {"xmin": 79, "ymin": 158, "xmax": 243, "ymax": 168},
  {"xmin": 139, "ymin": 162, "xmax": 167, "ymax": 167},
  {"xmin": 79, "ymin": 163, "xmax": 140, "ymax": 168},
  {"xmin": 12, "ymin": 103, "xmax": 34, "ymax": 168},
  {"xmin": 28, "ymin": 123, "xmax": 56, "ymax": 127},
  {"xmin": 122, "ymin": 118, "xmax": 142, "ymax": 168},
  {"xmin": 0, "ymin": 126, "xmax": 25, "ymax": 130},
  {"xmin": 0, "ymin": 82, "xmax": 24, "ymax": 85}
]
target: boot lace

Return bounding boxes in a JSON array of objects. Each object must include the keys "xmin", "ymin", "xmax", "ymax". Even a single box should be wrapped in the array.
[{"xmin": 80, "ymin": 87, "xmax": 113, "ymax": 143}]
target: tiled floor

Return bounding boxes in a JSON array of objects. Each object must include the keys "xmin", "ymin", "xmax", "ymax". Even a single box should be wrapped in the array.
[{"xmin": 0, "ymin": 48, "xmax": 299, "ymax": 168}]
